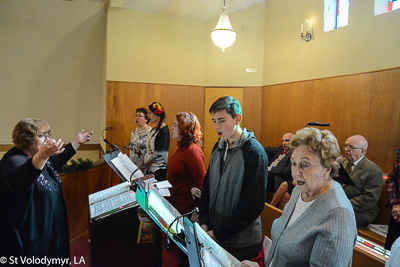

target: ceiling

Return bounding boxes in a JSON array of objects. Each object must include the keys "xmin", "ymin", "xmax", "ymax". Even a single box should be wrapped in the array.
[{"xmin": 121, "ymin": 0, "xmax": 266, "ymax": 21}]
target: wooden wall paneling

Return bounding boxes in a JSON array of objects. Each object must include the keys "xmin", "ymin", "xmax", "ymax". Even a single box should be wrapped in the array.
[
  {"xmin": 62, "ymin": 161, "xmax": 112, "ymax": 240},
  {"xmin": 366, "ymin": 69, "xmax": 400, "ymax": 172},
  {"xmin": 262, "ymin": 80, "xmax": 317, "ymax": 148},
  {"xmin": 261, "ymin": 68, "xmax": 400, "ymax": 172},
  {"xmin": 106, "ymin": 81, "xmax": 205, "ymax": 165},
  {"xmin": 243, "ymin": 86, "xmax": 263, "ymax": 141}
]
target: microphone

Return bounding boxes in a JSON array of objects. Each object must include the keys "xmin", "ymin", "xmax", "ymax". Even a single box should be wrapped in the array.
[
  {"xmin": 101, "ymin": 127, "xmax": 119, "ymax": 153},
  {"xmin": 165, "ymin": 207, "xmax": 199, "ymax": 250},
  {"xmin": 101, "ymin": 127, "xmax": 130, "ymax": 152},
  {"xmin": 104, "ymin": 138, "xmax": 120, "ymax": 152},
  {"xmin": 305, "ymin": 122, "xmax": 330, "ymax": 127},
  {"xmin": 129, "ymin": 154, "xmax": 166, "ymax": 190}
]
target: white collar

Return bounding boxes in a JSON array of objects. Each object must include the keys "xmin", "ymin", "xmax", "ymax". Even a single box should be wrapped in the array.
[{"xmin": 353, "ymin": 155, "xmax": 364, "ymax": 167}]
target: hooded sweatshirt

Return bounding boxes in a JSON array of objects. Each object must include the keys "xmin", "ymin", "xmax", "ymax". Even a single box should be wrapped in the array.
[{"xmin": 199, "ymin": 129, "xmax": 268, "ymax": 248}]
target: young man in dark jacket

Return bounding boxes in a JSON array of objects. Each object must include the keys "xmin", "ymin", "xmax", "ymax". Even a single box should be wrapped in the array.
[{"xmin": 199, "ymin": 96, "xmax": 268, "ymax": 261}]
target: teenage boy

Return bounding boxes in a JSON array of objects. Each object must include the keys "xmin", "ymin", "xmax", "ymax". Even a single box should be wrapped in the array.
[{"xmin": 198, "ymin": 96, "xmax": 268, "ymax": 261}]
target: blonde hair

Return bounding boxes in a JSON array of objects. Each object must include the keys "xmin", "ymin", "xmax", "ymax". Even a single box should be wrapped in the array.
[
  {"xmin": 290, "ymin": 127, "xmax": 341, "ymax": 178},
  {"xmin": 12, "ymin": 118, "xmax": 50, "ymax": 151}
]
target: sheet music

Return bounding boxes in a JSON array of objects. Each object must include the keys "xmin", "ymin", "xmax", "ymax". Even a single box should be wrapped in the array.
[
  {"xmin": 201, "ymin": 247, "xmax": 224, "ymax": 267},
  {"xmin": 88, "ymin": 181, "xmax": 131, "ymax": 204},
  {"xmin": 110, "ymin": 152, "xmax": 144, "ymax": 181},
  {"xmin": 146, "ymin": 183, "xmax": 184, "ymax": 234},
  {"xmin": 89, "ymin": 190, "xmax": 137, "ymax": 219},
  {"xmin": 194, "ymin": 223, "xmax": 241, "ymax": 267},
  {"xmin": 158, "ymin": 188, "xmax": 171, "ymax": 197},
  {"xmin": 155, "ymin": 180, "xmax": 172, "ymax": 189},
  {"xmin": 367, "ymin": 224, "xmax": 389, "ymax": 237}
]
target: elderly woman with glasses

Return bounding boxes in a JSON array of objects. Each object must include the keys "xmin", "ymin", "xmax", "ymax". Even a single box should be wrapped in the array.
[
  {"xmin": 129, "ymin": 107, "xmax": 152, "ymax": 166},
  {"xmin": 0, "ymin": 118, "xmax": 92, "ymax": 258},
  {"xmin": 242, "ymin": 127, "xmax": 357, "ymax": 267}
]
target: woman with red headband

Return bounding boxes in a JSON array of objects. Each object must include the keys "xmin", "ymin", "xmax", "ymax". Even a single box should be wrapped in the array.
[{"xmin": 142, "ymin": 102, "xmax": 170, "ymax": 181}]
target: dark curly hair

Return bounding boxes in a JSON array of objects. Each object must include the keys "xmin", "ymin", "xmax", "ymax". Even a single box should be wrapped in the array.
[
  {"xmin": 12, "ymin": 118, "xmax": 50, "ymax": 151},
  {"xmin": 176, "ymin": 112, "xmax": 203, "ymax": 148}
]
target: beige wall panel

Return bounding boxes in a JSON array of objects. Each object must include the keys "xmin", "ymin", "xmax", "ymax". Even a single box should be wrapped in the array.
[
  {"xmin": 0, "ymin": 0, "xmax": 106, "ymax": 144},
  {"xmin": 107, "ymin": 8, "xmax": 205, "ymax": 86},
  {"xmin": 204, "ymin": 3, "xmax": 266, "ymax": 86},
  {"xmin": 263, "ymin": 0, "xmax": 400, "ymax": 85}
]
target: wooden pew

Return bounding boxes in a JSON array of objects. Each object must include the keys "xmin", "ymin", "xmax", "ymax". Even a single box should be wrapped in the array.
[{"xmin": 357, "ymin": 176, "xmax": 390, "ymax": 247}]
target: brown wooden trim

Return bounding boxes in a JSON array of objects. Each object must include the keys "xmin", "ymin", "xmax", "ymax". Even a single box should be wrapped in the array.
[
  {"xmin": 69, "ymin": 231, "xmax": 88, "ymax": 244},
  {"xmin": 111, "ymin": 67, "xmax": 400, "ymax": 89},
  {"xmin": 263, "ymin": 67, "xmax": 400, "ymax": 88},
  {"xmin": 107, "ymin": 80, "xmax": 204, "ymax": 88},
  {"xmin": 0, "ymin": 143, "xmax": 102, "ymax": 152},
  {"xmin": 0, "ymin": 145, "xmax": 14, "ymax": 151},
  {"xmin": 77, "ymin": 143, "xmax": 102, "ymax": 151}
]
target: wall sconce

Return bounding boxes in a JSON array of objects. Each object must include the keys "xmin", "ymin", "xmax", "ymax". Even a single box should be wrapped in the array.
[{"xmin": 300, "ymin": 20, "xmax": 313, "ymax": 42}]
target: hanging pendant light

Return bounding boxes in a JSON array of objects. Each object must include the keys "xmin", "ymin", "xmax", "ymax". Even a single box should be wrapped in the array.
[{"xmin": 211, "ymin": 0, "xmax": 236, "ymax": 52}]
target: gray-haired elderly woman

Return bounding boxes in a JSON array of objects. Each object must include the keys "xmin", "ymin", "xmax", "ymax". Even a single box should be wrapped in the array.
[
  {"xmin": 243, "ymin": 127, "xmax": 357, "ymax": 267},
  {"xmin": 0, "ymin": 118, "xmax": 92, "ymax": 258}
]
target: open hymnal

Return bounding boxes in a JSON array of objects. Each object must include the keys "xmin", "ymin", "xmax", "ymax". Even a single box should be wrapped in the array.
[
  {"xmin": 367, "ymin": 224, "xmax": 389, "ymax": 237},
  {"xmin": 110, "ymin": 152, "xmax": 144, "ymax": 182},
  {"xmin": 88, "ymin": 181, "xmax": 137, "ymax": 221}
]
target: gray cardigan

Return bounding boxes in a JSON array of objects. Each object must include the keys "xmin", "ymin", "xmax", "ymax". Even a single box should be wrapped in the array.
[{"xmin": 266, "ymin": 182, "xmax": 357, "ymax": 267}]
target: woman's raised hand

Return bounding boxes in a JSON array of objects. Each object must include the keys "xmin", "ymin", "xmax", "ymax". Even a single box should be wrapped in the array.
[
  {"xmin": 38, "ymin": 138, "xmax": 65, "ymax": 159},
  {"xmin": 72, "ymin": 129, "xmax": 93, "ymax": 150}
]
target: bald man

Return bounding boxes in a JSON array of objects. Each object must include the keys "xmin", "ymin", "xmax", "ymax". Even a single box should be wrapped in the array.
[
  {"xmin": 265, "ymin": 133, "xmax": 294, "ymax": 193},
  {"xmin": 342, "ymin": 135, "xmax": 383, "ymax": 226}
]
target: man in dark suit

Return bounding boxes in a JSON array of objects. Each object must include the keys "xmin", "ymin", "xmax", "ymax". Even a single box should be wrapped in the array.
[
  {"xmin": 265, "ymin": 133, "xmax": 293, "ymax": 193},
  {"xmin": 342, "ymin": 135, "xmax": 383, "ymax": 226}
]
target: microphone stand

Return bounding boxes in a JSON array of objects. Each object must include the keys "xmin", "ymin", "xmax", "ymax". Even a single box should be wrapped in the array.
[
  {"xmin": 129, "ymin": 155, "xmax": 165, "ymax": 191},
  {"xmin": 165, "ymin": 208, "xmax": 199, "ymax": 250},
  {"xmin": 101, "ymin": 127, "xmax": 120, "ymax": 153}
]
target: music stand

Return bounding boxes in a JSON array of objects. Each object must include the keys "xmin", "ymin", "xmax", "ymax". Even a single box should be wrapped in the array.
[
  {"xmin": 103, "ymin": 151, "xmax": 145, "ymax": 183},
  {"xmin": 136, "ymin": 179, "xmax": 188, "ymax": 251},
  {"xmin": 183, "ymin": 217, "xmax": 241, "ymax": 267},
  {"xmin": 103, "ymin": 150, "xmax": 126, "ymax": 181}
]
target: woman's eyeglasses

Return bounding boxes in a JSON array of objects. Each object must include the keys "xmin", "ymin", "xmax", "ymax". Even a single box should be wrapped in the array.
[{"xmin": 38, "ymin": 133, "xmax": 52, "ymax": 139}]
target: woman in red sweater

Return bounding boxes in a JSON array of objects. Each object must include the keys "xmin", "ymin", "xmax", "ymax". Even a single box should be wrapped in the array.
[{"xmin": 165, "ymin": 112, "xmax": 205, "ymax": 267}]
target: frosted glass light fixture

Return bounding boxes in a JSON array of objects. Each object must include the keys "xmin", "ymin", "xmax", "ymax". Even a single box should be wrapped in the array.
[{"xmin": 211, "ymin": 0, "xmax": 236, "ymax": 52}]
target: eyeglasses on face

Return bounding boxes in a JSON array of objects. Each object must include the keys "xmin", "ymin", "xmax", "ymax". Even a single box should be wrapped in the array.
[
  {"xmin": 343, "ymin": 144, "xmax": 363, "ymax": 151},
  {"xmin": 37, "ymin": 133, "xmax": 52, "ymax": 139}
]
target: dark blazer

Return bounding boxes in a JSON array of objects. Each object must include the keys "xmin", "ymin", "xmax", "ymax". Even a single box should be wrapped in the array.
[
  {"xmin": 342, "ymin": 156, "xmax": 383, "ymax": 226},
  {"xmin": 265, "ymin": 145, "xmax": 292, "ymax": 191},
  {"xmin": 265, "ymin": 145, "xmax": 292, "ymax": 179}
]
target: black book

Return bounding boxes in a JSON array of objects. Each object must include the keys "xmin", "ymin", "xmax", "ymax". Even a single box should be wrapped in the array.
[{"xmin": 334, "ymin": 164, "xmax": 355, "ymax": 186}]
